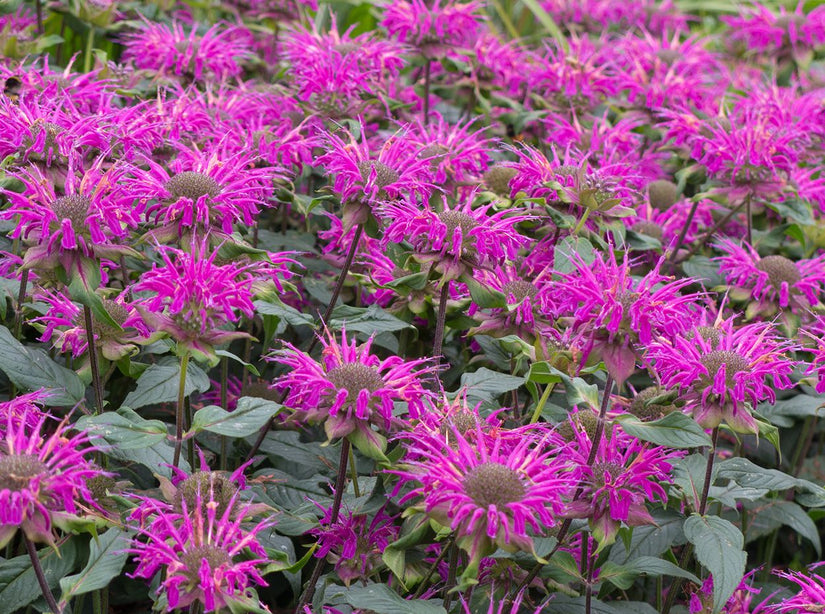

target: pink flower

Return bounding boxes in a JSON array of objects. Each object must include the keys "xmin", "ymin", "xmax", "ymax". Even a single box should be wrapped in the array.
[
  {"xmin": 646, "ymin": 317, "xmax": 797, "ymax": 433},
  {"xmin": 381, "ymin": 0, "xmax": 484, "ymax": 57},
  {"xmin": 769, "ymin": 565, "xmax": 825, "ymax": 613},
  {"xmin": 129, "ymin": 490, "xmax": 273, "ymax": 613},
  {"xmin": 722, "ymin": 2, "xmax": 825, "ymax": 58},
  {"xmin": 0, "ymin": 396, "xmax": 104, "ymax": 548},
  {"xmin": 271, "ymin": 327, "xmax": 436, "ymax": 445},
  {"xmin": 393, "ymin": 423, "xmax": 577, "ymax": 579},
  {"xmin": 406, "ymin": 114, "xmax": 493, "ymax": 184}
]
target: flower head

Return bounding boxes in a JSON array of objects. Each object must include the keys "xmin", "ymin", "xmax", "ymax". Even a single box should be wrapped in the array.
[
  {"xmin": 646, "ymin": 317, "xmax": 797, "ymax": 432},
  {"xmin": 381, "ymin": 0, "xmax": 484, "ymax": 58},
  {"xmin": 769, "ymin": 565, "xmax": 825, "ymax": 613},
  {"xmin": 0, "ymin": 395, "xmax": 103, "ymax": 548}
]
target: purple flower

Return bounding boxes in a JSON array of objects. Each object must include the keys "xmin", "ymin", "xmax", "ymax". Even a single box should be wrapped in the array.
[
  {"xmin": 381, "ymin": 0, "xmax": 484, "ymax": 58},
  {"xmin": 129, "ymin": 490, "xmax": 273, "ymax": 613},
  {"xmin": 0, "ymin": 396, "xmax": 104, "ymax": 548},
  {"xmin": 722, "ymin": 2, "xmax": 825, "ymax": 58},
  {"xmin": 769, "ymin": 565, "xmax": 825, "ymax": 613},
  {"xmin": 271, "ymin": 327, "xmax": 436, "ymax": 446},
  {"xmin": 646, "ymin": 317, "xmax": 797, "ymax": 433},
  {"xmin": 393, "ymin": 423, "xmax": 577, "ymax": 580},
  {"xmin": 407, "ymin": 114, "xmax": 493, "ymax": 184}
]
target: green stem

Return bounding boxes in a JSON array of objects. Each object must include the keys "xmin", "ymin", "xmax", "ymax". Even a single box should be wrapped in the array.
[
  {"xmin": 529, "ymin": 383, "xmax": 555, "ymax": 424},
  {"xmin": 25, "ymin": 537, "xmax": 61, "ymax": 614},
  {"xmin": 443, "ymin": 540, "xmax": 459, "ymax": 610},
  {"xmin": 84, "ymin": 25, "xmax": 95, "ymax": 73},
  {"xmin": 432, "ymin": 283, "xmax": 450, "ymax": 370},
  {"xmin": 572, "ymin": 209, "xmax": 591, "ymax": 235},
  {"xmin": 83, "ymin": 305, "xmax": 104, "ymax": 415},
  {"xmin": 13, "ymin": 269, "xmax": 29, "ymax": 340},
  {"xmin": 172, "ymin": 353, "xmax": 190, "ymax": 469},
  {"xmin": 423, "ymin": 58, "xmax": 432, "ymax": 127},
  {"xmin": 348, "ymin": 445, "xmax": 360, "ymax": 498},
  {"xmin": 219, "ymin": 355, "xmax": 229, "ymax": 471},
  {"xmin": 412, "ymin": 537, "xmax": 453, "ymax": 599}
]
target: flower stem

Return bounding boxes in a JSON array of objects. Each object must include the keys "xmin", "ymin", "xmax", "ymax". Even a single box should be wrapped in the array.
[
  {"xmin": 35, "ymin": 0, "xmax": 43, "ymax": 35},
  {"xmin": 348, "ymin": 445, "xmax": 360, "ymax": 498},
  {"xmin": 572, "ymin": 209, "xmax": 591, "ymax": 236},
  {"xmin": 584, "ymin": 535, "xmax": 594, "ymax": 614},
  {"xmin": 745, "ymin": 194, "xmax": 752, "ymax": 245},
  {"xmin": 246, "ymin": 224, "xmax": 365, "ymax": 463},
  {"xmin": 13, "ymin": 269, "xmax": 29, "ymax": 340},
  {"xmin": 432, "ymin": 283, "xmax": 449, "ymax": 369},
  {"xmin": 443, "ymin": 540, "xmax": 459, "ymax": 610},
  {"xmin": 413, "ymin": 537, "xmax": 453, "ymax": 598},
  {"xmin": 24, "ymin": 537, "xmax": 61, "ymax": 614},
  {"xmin": 423, "ymin": 58, "xmax": 432, "ymax": 126},
  {"xmin": 172, "ymin": 353, "xmax": 190, "ymax": 469},
  {"xmin": 662, "ymin": 425, "xmax": 719, "ymax": 614},
  {"xmin": 673, "ymin": 198, "xmax": 748, "ymax": 266},
  {"xmin": 529, "ymin": 383, "xmax": 555, "ymax": 424},
  {"xmin": 84, "ymin": 25, "xmax": 95, "ymax": 73},
  {"xmin": 296, "ymin": 438, "xmax": 351, "ymax": 611},
  {"xmin": 666, "ymin": 200, "xmax": 698, "ymax": 271},
  {"xmin": 83, "ymin": 305, "xmax": 104, "ymax": 415},
  {"xmin": 219, "ymin": 355, "xmax": 229, "ymax": 471}
]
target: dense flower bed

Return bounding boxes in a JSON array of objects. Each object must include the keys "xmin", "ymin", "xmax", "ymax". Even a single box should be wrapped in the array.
[{"xmin": 1, "ymin": 0, "xmax": 825, "ymax": 613}]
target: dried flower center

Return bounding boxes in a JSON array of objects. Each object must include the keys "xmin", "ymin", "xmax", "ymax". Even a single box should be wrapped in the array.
[
  {"xmin": 699, "ymin": 351, "xmax": 750, "ymax": 388},
  {"xmin": 557, "ymin": 411, "xmax": 599, "ymax": 443},
  {"xmin": 92, "ymin": 300, "xmax": 130, "ymax": 339},
  {"xmin": 482, "ymin": 165, "xmax": 517, "ymax": 196},
  {"xmin": 86, "ymin": 474, "xmax": 117, "ymax": 507},
  {"xmin": 180, "ymin": 544, "xmax": 232, "ymax": 581},
  {"xmin": 632, "ymin": 221, "xmax": 664, "ymax": 242},
  {"xmin": 647, "ymin": 179, "xmax": 679, "ymax": 211},
  {"xmin": 0, "ymin": 454, "xmax": 47, "ymax": 491},
  {"xmin": 501, "ymin": 280, "xmax": 539, "ymax": 302},
  {"xmin": 51, "ymin": 194, "xmax": 91, "ymax": 229},
  {"xmin": 463, "ymin": 462, "xmax": 526, "ymax": 509},
  {"xmin": 420, "ymin": 144, "xmax": 450, "ymax": 160},
  {"xmin": 357, "ymin": 160, "xmax": 399, "ymax": 188},
  {"xmin": 326, "ymin": 363, "xmax": 385, "ymax": 400},
  {"xmin": 756, "ymin": 255, "xmax": 801, "ymax": 291},
  {"xmin": 174, "ymin": 471, "xmax": 239, "ymax": 518},
  {"xmin": 440, "ymin": 409, "xmax": 479, "ymax": 437},
  {"xmin": 629, "ymin": 386, "xmax": 674, "ymax": 422},
  {"xmin": 165, "ymin": 171, "xmax": 221, "ymax": 202},
  {"xmin": 592, "ymin": 461, "xmax": 624, "ymax": 485}
]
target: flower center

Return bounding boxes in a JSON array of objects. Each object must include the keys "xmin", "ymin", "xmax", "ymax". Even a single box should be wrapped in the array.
[
  {"xmin": 92, "ymin": 300, "xmax": 130, "ymax": 339},
  {"xmin": 0, "ymin": 454, "xmax": 47, "ymax": 491},
  {"xmin": 357, "ymin": 160, "xmax": 399, "ymax": 188},
  {"xmin": 334, "ymin": 42, "xmax": 360, "ymax": 55},
  {"xmin": 180, "ymin": 544, "xmax": 232, "ymax": 582},
  {"xmin": 632, "ymin": 221, "xmax": 664, "ymax": 242},
  {"xmin": 755, "ymin": 255, "xmax": 801, "ymax": 291},
  {"xmin": 501, "ymin": 280, "xmax": 539, "ymax": 302},
  {"xmin": 165, "ymin": 172, "xmax": 221, "ymax": 202},
  {"xmin": 440, "ymin": 409, "xmax": 479, "ymax": 437},
  {"xmin": 629, "ymin": 386, "xmax": 674, "ymax": 422},
  {"xmin": 326, "ymin": 363, "xmax": 385, "ymax": 400},
  {"xmin": 438, "ymin": 211, "xmax": 479, "ymax": 237},
  {"xmin": 482, "ymin": 165, "xmax": 517, "ymax": 196},
  {"xmin": 655, "ymin": 49, "xmax": 680, "ymax": 65},
  {"xmin": 51, "ymin": 194, "xmax": 91, "ymax": 229},
  {"xmin": 695, "ymin": 326, "xmax": 722, "ymax": 347},
  {"xmin": 463, "ymin": 462, "xmax": 526, "ymax": 509},
  {"xmin": 174, "ymin": 471, "xmax": 239, "ymax": 518},
  {"xmin": 699, "ymin": 351, "xmax": 750, "ymax": 388},
  {"xmin": 591, "ymin": 461, "xmax": 624, "ymax": 485},
  {"xmin": 647, "ymin": 179, "xmax": 679, "ymax": 211}
]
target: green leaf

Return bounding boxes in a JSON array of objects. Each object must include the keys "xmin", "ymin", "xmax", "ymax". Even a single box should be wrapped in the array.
[
  {"xmin": 0, "ymin": 324, "xmax": 85, "ymax": 405},
  {"xmin": 464, "ymin": 276, "xmax": 506, "ymax": 309},
  {"xmin": 215, "ymin": 350, "xmax": 261, "ymax": 376},
  {"xmin": 599, "ymin": 556, "xmax": 700, "ymax": 590},
  {"xmin": 58, "ymin": 528, "xmax": 133, "ymax": 607},
  {"xmin": 607, "ymin": 511, "xmax": 685, "ymax": 565},
  {"xmin": 543, "ymin": 597, "xmax": 657, "ymax": 614},
  {"xmin": 553, "ymin": 236, "xmax": 595, "ymax": 275},
  {"xmin": 189, "ymin": 397, "xmax": 281, "ymax": 437},
  {"xmin": 334, "ymin": 584, "xmax": 446, "ymax": 614},
  {"xmin": 67, "ymin": 276, "xmax": 121, "ymax": 333},
  {"xmin": 253, "ymin": 298, "xmax": 314, "ymax": 329},
  {"xmin": 0, "ymin": 539, "xmax": 78, "ymax": 614},
  {"xmin": 526, "ymin": 361, "xmax": 565, "ymax": 385},
  {"xmin": 459, "ymin": 367, "xmax": 525, "ymax": 403},
  {"xmin": 716, "ymin": 457, "xmax": 799, "ymax": 491},
  {"xmin": 123, "ymin": 360, "xmax": 210, "ymax": 409},
  {"xmin": 565, "ymin": 376, "xmax": 600, "ymax": 410},
  {"xmin": 681, "ymin": 256, "xmax": 725, "ymax": 286},
  {"xmin": 520, "ymin": 0, "xmax": 567, "ymax": 48},
  {"xmin": 684, "ymin": 515, "xmax": 746, "ymax": 614},
  {"xmin": 744, "ymin": 500, "xmax": 821, "ymax": 556},
  {"xmin": 615, "ymin": 412, "xmax": 713, "ymax": 448},
  {"xmin": 329, "ymin": 304, "xmax": 413, "ymax": 335}
]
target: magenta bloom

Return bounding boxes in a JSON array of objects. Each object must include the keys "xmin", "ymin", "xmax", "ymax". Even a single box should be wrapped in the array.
[
  {"xmin": 646, "ymin": 317, "xmax": 797, "ymax": 433},
  {"xmin": 129, "ymin": 491, "xmax": 272, "ymax": 613},
  {"xmin": 134, "ymin": 237, "xmax": 258, "ymax": 362},
  {"xmin": 553, "ymin": 251, "xmax": 699, "ymax": 385},
  {"xmin": 716, "ymin": 239, "xmax": 825, "ymax": 320},
  {"xmin": 769, "ymin": 565, "xmax": 825, "ymax": 613},
  {"xmin": 122, "ymin": 20, "xmax": 254, "ymax": 83},
  {"xmin": 271, "ymin": 327, "xmax": 436, "ymax": 447},
  {"xmin": 381, "ymin": 0, "xmax": 484, "ymax": 57},
  {"xmin": 380, "ymin": 196, "xmax": 530, "ymax": 283},
  {"xmin": 722, "ymin": 2, "xmax": 825, "ymax": 58},
  {"xmin": 394, "ymin": 423, "xmax": 576, "ymax": 581},
  {"xmin": 1, "ymin": 160, "xmax": 139, "ymax": 284},
  {"xmin": 128, "ymin": 144, "xmax": 277, "ymax": 243},
  {"xmin": 309, "ymin": 504, "xmax": 398, "ymax": 585},
  {"xmin": 407, "ymin": 114, "xmax": 493, "ymax": 184},
  {"xmin": 565, "ymin": 422, "xmax": 683, "ymax": 548},
  {"xmin": 0, "ymin": 397, "xmax": 103, "ymax": 548}
]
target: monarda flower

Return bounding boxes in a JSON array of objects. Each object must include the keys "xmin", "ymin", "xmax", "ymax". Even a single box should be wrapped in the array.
[
  {"xmin": 381, "ymin": 0, "xmax": 484, "ymax": 58},
  {"xmin": 407, "ymin": 114, "xmax": 492, "ymax": 185},
  {"xmin": 133, "ymin": 237, "xmax": 258, "ymax": 363},
  {"xmin": 30, "ymin": 288, "xmax": 150, "ymax": 361},
  {"xmin": 121, "ymin": 20, "xmax": 254, "ymax": 83},
  {"xmin": 565, "ymin": 422, "xmax": 682, "ymax": 550},
  {"xmin": 129, "ymin": 490, "xmax": 273, "ymax": 613},
  {"xmin": 379, "ymin": 196, "xmax": 529, "ymax": 284},
  {"xmin": 315, "ymin": 121, "xmax": 434, "ymax": 231},
  {"xmin": 393, "ymin": 423, "xmax": 576, "ymax": 586},
  {"xmin": 1, "ymin": 160, "xmax": 139, "ymax": 288},
  {"xmin": 271, "ymin": 327, "xmax": 436, "ymax": 456},
  {"xmin": 0, "ymin": 396, "xmax": 104, "ymax": 548},
  {"xmin": 646, "ymin": 317, "xmax": 796, "ymax": 433},
  {"xmin": 553, "ymin": 251, "xmax": 698, "ymax": 386},
  {"xmin": 128, "ymin": 145, "xmax": 277, "ymax": 245},
  {"xmin": 722, "ymin": 2, "xmax": 825, "ymax": 60},
  {"xmin": 308, "ymin": 504, "xmax": 398, "ymax": 585},
  {"xmin": 769, "ymin": 565, "xmax": 825, "ymax": 613},
  {"xmin": 716, "ymin": 239, "xmax": 825, "ymax": 326}
]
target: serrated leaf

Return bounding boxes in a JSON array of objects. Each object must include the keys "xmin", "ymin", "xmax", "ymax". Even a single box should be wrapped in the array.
[
  {"xmin": 681, "ymin": 256, "xmax": 725, "ymax": 286},
  {"xmin": 189, "ymin": 397, "xmax": 281, "ymax": 437},
  {"xmin": 716, "ymin": 457, "xmax": 799, "ymax": 491},
  {"xmin": 123, "ymin": 361, "xmax": 210, "ymax": 409},
  {"xmin": 0, "ymin": 539, "xmax": 78, "ymax": 614},
  {"xmin": 744, "ymin": 500, "xmax": 821, "ymax": 556},
  {"xmin": 76, "ymin": 407, "xmax": 167, "ymax": 449},
  {"xmin": 459, "ymin": 367, "xmax": 525, "ymax": 403},
  {"xmin": 684, "ymin": 515, "xmax": 746, "ymax": 613},
  {"xmin": 599, "ymin": 556, "xmax": 700, "ymax": 590},
  {"xmin": 553, "ymin": 236, "xmax": 595, "ymax": 275},
  {"xmin": 334, "ymin": 584, "xmax": 446, "ymax": 614},
  {"xmin": 329, "ymin": 304, "xmax": 412, "ymax": 335},
  {"xmin": 253, "ymin": 298, "xmax": 313, "ymax": 328},
  {"xmin": 0, "ymin": 324, "xmax": 85, "ymax": 405},
  {"xmin": 58, "ymin": 528, "xmax": 133, "ymax": 607},
  {"xmin": 616, "ymin": 412, "xmax": 712, "ymax": 448},
  {"xmin": 607, "ymin": 511, "xmax": 685, "ymax": 564},
  {"xmin": 526, "ymin": 361, "xmax": 565, "ymax": 385}
]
